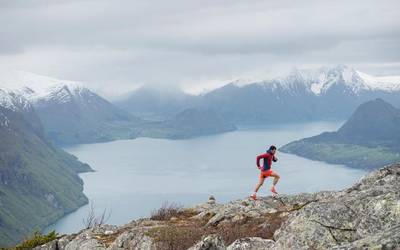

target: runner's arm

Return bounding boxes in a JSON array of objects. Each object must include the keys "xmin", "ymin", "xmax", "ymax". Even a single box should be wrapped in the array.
[{"xmin": 256, "ymin": 153, "xmax": 267, "ymax": 169}]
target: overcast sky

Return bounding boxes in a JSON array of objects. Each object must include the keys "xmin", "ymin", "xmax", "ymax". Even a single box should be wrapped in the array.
[{"xmin": 0, "ymin": 0, "xmax": 399, "ymax": 97}]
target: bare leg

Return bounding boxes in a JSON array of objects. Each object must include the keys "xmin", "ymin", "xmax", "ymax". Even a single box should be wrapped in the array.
[
  {"xmin": 254, "ymin": 177, "xmax": 265, "ymax": 193},
  {"xmin": 270, "ymin": 172, "xmax": 280, "ymax": 186}
]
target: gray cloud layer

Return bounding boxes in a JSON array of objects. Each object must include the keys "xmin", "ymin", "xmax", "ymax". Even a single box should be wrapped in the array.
[{"xmin": 0, "ymin": 0, "xmax": 399, "ymax": 97}]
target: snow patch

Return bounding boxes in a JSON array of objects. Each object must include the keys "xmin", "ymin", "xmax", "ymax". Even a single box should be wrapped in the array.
[
  {"xmin": 357, "ymin": 71, "xmax": 400, "ymax": 92},
  {"xmin": 310, "ymin": 83, "xmax": 323, "ymax": 95},
  {"xmin": 0, "ymin": 70, "xmax": 86, "ymax": 103},
  {"xmin": 0, "ymin": 88, "xmax": 32, "ymax": 112},
  {"xmin": 0, "ymin": 89, "xmax": 16, "ymax": 111}
]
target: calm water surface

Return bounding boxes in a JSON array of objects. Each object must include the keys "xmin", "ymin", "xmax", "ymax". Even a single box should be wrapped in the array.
[{"xmin": 46, "ymin": 122, "xmax": 367, "ymax": 233}]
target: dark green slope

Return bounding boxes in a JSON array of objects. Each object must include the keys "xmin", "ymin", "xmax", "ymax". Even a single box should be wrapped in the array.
[
  {"xmin": 0, "ymin": 101, "xmax": 92, "ymax": 246},
  {"xmin": 281, "ymin": 99, "xmax": 400, "ymax": 169},
  {"xmin": 336, "ymin": 98, "xmax": 400, "ymax": 149}
]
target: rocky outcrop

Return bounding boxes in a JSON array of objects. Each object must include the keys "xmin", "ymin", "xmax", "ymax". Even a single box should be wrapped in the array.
[
  {"xmin": 35, "ymin": 163, "xmax": 400, "ymax": 250},
  {"xmin": 188, "ymin": 235, "xmax": 225, "ymax": 250},
  {"xmin": 273, "ymin": 165, "xmax": 400, "ymax": 249},
  {"xmin": 227, "ymin": 237, "xmax": 276, "ymax": 250}
]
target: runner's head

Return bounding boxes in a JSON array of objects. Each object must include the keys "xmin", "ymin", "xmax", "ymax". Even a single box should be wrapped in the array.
[{"xmin": 268, "ymin": 145, "xmax": 277, "ymax": 154}]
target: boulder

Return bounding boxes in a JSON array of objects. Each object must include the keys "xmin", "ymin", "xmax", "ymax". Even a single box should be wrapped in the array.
[
  {"xmin": 188, "ymin": 234, "xmax": 226, "ymax": 250},
  {"xmin": 227, "ymin": 237, "xmax": 275, "ymax": 250}
]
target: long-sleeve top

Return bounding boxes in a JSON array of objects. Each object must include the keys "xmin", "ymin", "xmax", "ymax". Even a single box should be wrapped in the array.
[{"xmin": 256, "ymin": 151, "xmax": 277, "ymax": 171}]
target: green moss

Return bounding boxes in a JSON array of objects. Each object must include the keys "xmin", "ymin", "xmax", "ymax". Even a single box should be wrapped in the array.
[{"xmin": 11, "ymin": 231, "xmax": 58, "ymax": 250}]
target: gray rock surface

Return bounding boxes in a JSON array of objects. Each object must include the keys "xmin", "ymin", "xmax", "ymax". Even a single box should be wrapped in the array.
[
  {"xmin": 226, "ymin": 237, "xmax": 275, "ymax": 250},
  {"xmin": 188, "ymin": 234, "xmax": 226, "ymax": 250},
  {"xmin": 62, "ymin": 230, "xmax": 107, "ymax": 250},
  {"xmin": 107, "ymin": 230, "xmax": 156, "ymax": 250},
  {"xmin": 273, "ymin": 164, "xmax": 400, "ymax": 249},
  {"xmin": 33, "ymin": 240, "xmax": 57, "ymax": 250}
]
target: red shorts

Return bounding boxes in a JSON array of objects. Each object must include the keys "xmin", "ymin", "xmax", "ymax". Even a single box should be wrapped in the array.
[{"xmin": 260, "ymin": 169, "xmax": 276, "ymax": 179}]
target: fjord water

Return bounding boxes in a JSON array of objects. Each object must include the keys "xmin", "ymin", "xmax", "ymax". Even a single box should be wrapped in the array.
[{"xmin": 47, "ymin": 122, "xmax": 367, "ymax": 234}]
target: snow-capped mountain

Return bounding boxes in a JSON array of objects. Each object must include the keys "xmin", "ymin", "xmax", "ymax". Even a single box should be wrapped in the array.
[
  {"xmin": 113, "ymin": 65, "xmax": 400, "ymax": 124},
  {"xmin": 0, "ymin": 71, "xmax": 140, "ymax": 145},
  {"xmin": 235, "ymin": 65, "xmax": 400, "ymax": 96},
  {"xmin": 199, "ymin": 65, "xmax": 400, "ymax": 123},
  {"xmin": 0, "ymin": 70, "xmax": 113, "ymax": 107},
  {"xmin": 0, "ymin": 88, "xmax": 45, "ymax": 138},
  {"xmin": 2, "ymin": 66, "xmax": 399, "ymax": 141}
]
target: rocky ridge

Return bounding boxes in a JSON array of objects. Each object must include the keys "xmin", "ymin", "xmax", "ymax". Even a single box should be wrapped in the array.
[{"xmin": 35, "ymin": 163, "xmax": 400, "ymax": 250}]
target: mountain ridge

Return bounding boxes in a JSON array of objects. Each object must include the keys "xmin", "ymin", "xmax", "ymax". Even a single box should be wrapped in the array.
[
  {"xmin": 0, "ymin": 72, "xmax": 142, "ymax": 145},
  {"xmin": 3, "ymin": 66, "xmax": 400, "ymax": 144},
  {"xmin": 198, "ymin": 65, "xmax": 400, "ymax": 124},
  {"xmin": 228, "ymin": 65, "xmax": 400, "ymax": 95},
  {"xmin": 114, "ymin": 65, "xmax": 400, "ymax": 124},
  {"xmin": 280, "ymin": 98, "xmax": 400, "ymax": 169}
]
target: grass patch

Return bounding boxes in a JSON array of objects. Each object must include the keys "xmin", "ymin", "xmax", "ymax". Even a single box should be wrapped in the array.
[
  {"xmin": 147, "ymin": 225, "xmax": 207, "ymax": 250},
  {"xmin": 150, "ymin": 202, "xmax": 184, "ymax": 221},
  {"xmin": 94, "ymin": 231, "xmax": 122, "ymax": 248},
  {"xmin": 4, "ymin": 231, "xmax": 58, "ymax": 250},
  {"xmin": 146, "ymin": 211, "xmax": 288, "ymax": 250}
]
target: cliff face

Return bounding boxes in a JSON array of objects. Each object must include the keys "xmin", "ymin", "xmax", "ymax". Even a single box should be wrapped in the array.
[
  {"xmin": 35, "ymin": 163, "xmax": 400, "ymax": 250},
  {"xmin": 0, "ymin": 90, "xmax": 93, "ymax": 246}
]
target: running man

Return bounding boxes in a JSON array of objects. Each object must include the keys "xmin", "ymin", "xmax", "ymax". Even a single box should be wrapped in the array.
[{"xmin": 250, "ymin": 145, "xmax": 280, "ymax": 200}]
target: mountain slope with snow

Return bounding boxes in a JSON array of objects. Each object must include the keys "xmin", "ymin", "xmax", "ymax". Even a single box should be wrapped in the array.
[
  {"xmin": 113, "ymin": 65, "xmax": 400, "ymax": 125},
  {"xmin": 0, "ymin": 71, "xmax": 141, "ymax": 145},
  {"xmin": 248, "ymin": 65, "xmax": 400, "ymax": 96},
  {"xmin": 0, "ymin": 88, "xmax": 32, "ymax": 112},
  {"xmin": 198, "ymin": 65, "xmax": 400, "ymax": 124}
]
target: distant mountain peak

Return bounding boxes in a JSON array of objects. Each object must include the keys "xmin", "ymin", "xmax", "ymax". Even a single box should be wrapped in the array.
[
  {"xmin": 226, "ymin": 65, "xmax": 400, "ymax": 96},
  {"xmin": 346, "ymin": 98, "xmax": 399, "ymax": 116},
  {"xmin": 0, "ymin": 70, "xmax": 82, "ymax": 92},
  {"xmin": 0, "ymin": 70, "xmax": 89, "ymax": 104},
  {"xmin": 338, "ymin": 98, "xmax": 400, "ymax": 141}
]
